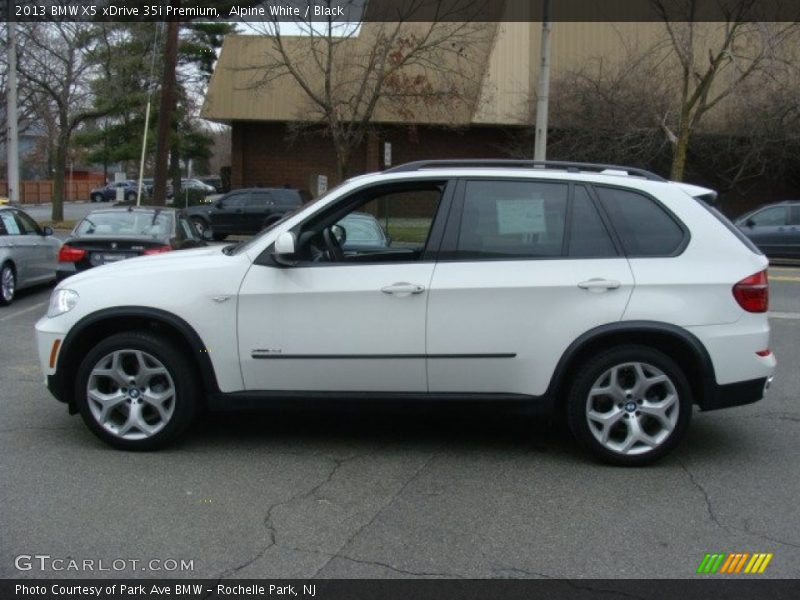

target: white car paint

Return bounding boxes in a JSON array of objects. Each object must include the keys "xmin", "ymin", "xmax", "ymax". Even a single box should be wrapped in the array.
[{"xmin": 36, "ymin": 167, "xmax": 775, "ymax": 405}]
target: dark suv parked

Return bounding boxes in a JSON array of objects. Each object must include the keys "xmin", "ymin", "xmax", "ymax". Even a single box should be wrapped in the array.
[{"xmin": 185, "ymin": 187, "xmax": 303, "ymax": 240}]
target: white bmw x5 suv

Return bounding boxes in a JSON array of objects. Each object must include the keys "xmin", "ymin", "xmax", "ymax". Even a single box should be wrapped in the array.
[{"xmin": 35, "ymin": 160, "xmax": 775, "ymax": 465}]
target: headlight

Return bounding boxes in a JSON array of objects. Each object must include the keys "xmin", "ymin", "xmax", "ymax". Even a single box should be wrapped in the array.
[{"xmin": 47, "ymin": 289, "xmax": 79, "ymax": 318}]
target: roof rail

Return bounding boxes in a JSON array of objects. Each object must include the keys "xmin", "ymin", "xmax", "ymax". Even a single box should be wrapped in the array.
[{"xmin": 383, "ymin": 159, "xmax": 667, "ymax": 182}]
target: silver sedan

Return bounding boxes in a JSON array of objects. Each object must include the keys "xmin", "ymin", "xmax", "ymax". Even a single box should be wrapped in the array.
[{"xmin": 0, "ymin": 207, "xmax": 62, "ymax": 305}]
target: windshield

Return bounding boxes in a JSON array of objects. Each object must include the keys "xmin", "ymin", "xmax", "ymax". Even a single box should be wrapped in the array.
[{"xmin": 75, "ymin": 211, "xmax": 173, "ymax": 238}]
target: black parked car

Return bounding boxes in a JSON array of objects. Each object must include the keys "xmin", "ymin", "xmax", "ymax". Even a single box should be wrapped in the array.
[
  {"xmin": 90, "ymin": 180, "xmax": 148, "ymax": 203},
  {"xmin": 185, "ymin": 187, "xmax": 303, "ymax": 241},
  {"xmin": 57, "ymin": 206, "xmax": 205, "ymax": 281},
  {"xmin": 735, "ymin": 201, "xmax": 800, "ymax": 258}
]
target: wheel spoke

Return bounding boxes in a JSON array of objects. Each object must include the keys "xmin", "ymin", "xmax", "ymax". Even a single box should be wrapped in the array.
[
  {"xmin": 588, "ymin": 407, "xmax": 624, "ymax": 443},
  {"xmin": 585, "ymin": 360, "xmax": 680, "ymax": 457},
  {"xmin": 86, "ymin": 348, "xmax": 175, "ymax": 441}
]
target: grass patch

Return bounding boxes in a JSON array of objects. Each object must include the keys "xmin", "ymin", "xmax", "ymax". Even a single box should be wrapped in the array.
[
  {"xmin": 384, "ymin": 219, "xmax": 430, "ymax": 244},
  {"xmin": 39, "ymin": 220, "xmax": 76, "ymax": 231}
]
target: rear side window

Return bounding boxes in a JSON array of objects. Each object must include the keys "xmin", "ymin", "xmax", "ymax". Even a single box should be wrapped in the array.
[
  {"xmin": 273, "ymin": 189, "xmax": 302, "ymax": 206},
  {"xmin": 595, "ymin": 187, "xmax": 685, "ymax": 256},
  {"xmin": 247, "ymin": 192, "xmax": 273, "ymax": 207},
  {"xmin": 569, "ymin": 186, "xmax": 617, "ymax": 257},
  {"xmin": 791, "ymin": 206, "xmax": 800, "ymax": 226},
  {"xmin": 749, "ymin": 206, "xmax": 787, "ymax": 226},
  {"xmin": 456, "ymin": 180, "xmax": 568, "ymax": 258}
]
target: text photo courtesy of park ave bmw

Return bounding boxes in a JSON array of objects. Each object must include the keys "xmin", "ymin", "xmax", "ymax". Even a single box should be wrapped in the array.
[{"xmin": 2, "ymin": 0, "xmax": 800, "ymax": 598}]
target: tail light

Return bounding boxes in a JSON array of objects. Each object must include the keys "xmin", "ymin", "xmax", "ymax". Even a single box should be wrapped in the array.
[
  {"xmin": 733, "ymin": 269, "xmax": 768, "ymax": 313},
  {"xmin": 143, "ymin": 245, "xmax": 172, "ymax": 255},
  {"xmin": 58, "ymin": 245, "xmax": 86, "ymax": 262}
]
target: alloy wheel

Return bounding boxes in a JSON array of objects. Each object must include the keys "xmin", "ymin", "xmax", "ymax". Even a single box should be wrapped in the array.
[
  {"xmin": 86, "ymin": 349, "xmax": 176, "ymax": 440},
  {"xmin": 585, "ymin": 361, "xmax": 679, "ymax": 456},
  {"xmin": 1, "ymin": 266, "xmax": 15, "ymax": 303}
]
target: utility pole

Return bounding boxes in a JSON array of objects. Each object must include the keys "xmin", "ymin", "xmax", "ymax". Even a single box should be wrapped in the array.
[
  {"xmin": 152, "ymin": 5, "xmax": 180, "ymax": 206},
  {"xmin": 533, "ymin": 0, "xmax": 552, "ymax": 161},
  {"xmin": 6, "ymin": 15, "xmax": 20, "ymax": 205}
]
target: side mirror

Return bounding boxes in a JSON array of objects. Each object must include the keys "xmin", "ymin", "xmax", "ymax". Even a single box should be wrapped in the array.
[
  {"xmin": 273, "ymin": 231, "xmax": 297, "ymax": 267},
  {"xmin": 42, "ymin": 226, "xmax": 54, "ymax": 236}
]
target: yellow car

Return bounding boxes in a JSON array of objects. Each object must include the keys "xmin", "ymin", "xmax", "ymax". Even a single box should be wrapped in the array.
[{"xmin": 0, "ymin": 196, "xmax": 9, "ymax": 205}]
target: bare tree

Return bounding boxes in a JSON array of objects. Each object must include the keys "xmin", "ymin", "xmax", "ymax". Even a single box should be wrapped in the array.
[
  {"xmin": 654, "ymin": 0, "xmax": 799, "ymax": 180},
  {"xmin": 15, "ymin": 23, "xmax": 112, "ymax": 221},
  {"xmin": 242, "ymin": 0, "xmax": 492, "ymax": 180}
]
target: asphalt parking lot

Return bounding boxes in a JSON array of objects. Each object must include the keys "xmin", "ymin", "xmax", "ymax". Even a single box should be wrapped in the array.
[{"xmin": 1, "ymin": 268, "xmax": 798, "ymax": 580}]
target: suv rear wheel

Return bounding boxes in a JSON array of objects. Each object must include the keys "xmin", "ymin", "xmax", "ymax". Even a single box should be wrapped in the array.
[
  {"xmin": 566, "ymin": 345, "xmax": 692, "ymax": 466},
  {"xmin": 75, "ymin": 332, "xmax": 197, "ymax": 450}
]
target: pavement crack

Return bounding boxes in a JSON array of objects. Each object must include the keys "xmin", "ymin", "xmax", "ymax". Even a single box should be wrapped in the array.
[
  {"xmin": 678, "ymin": 459, "xmax": 800, "ymax": 549},
  {"xmin": 310, "ymin": 450, "xmax": 440, "ymax": 578},
  {"xmin": 334, "ymin": 554, "xmax": 465, "ymax": 578},
  {"xmin": 491, "ymin": 566, "xmax": 553, "ymax": 579},
  {"xmin": 210, "ymin": 452, "xmax": 362, "ymax": 581}
]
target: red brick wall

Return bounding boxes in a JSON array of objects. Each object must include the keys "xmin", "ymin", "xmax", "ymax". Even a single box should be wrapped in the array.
[{"xmin": 230, "ymin": 121, "xmax": 519, "ymax": 195}]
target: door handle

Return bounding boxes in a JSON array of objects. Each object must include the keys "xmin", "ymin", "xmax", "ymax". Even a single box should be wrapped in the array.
[
  {"xmin": 578, "ymin": 278, "xmax": 621, "ymax": 292},
  {"xmin": 381, "ymin": 282, "xmax": 425, "ymax": 296}
]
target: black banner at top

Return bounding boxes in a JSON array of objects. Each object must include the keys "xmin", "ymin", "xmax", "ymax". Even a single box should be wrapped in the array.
[{"xmin": 2, "ymin": 0, "xmax": 800, "ymax": 23}]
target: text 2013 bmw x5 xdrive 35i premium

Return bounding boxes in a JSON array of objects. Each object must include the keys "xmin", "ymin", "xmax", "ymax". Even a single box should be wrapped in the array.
[{"xmin": 35, "ymin": 160, "xmax": 776, "ymax": 465}]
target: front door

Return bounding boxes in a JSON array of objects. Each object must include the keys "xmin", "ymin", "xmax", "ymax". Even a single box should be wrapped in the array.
[{"xmin": 237, "ymin": 179, "xmax": 452, "ymax": 392}]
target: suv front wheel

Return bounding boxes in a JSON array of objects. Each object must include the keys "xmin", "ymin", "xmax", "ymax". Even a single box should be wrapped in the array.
[
  {"xmin": 75, "ymin": 332, "xmax": 197, "ymax": 450},
  {"xmin": 567, "ymin": 345, "xmax": 692, "ymax": 466}
]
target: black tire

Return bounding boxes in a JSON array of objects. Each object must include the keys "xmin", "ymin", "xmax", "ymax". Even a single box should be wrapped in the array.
[
  {"xmin": 566, "ymin": 345, "xmax": 692, "ymax": 466},
  {"xmin": 91, "ymin": 193, "xmax": 103, "ymax": 203},
  {"xmin": 212, "ymin": 233, "xmax": 227, "ymax": 241},
  {"xmin": 74, "ymin": 332, "xmax": 198, "ymax": 450},
  {"xmin": 191, "ymin": 217, "xmax": 208, "ymax": 236},
  {"xmin": 0, "ymin": 262, "xmax": 16, "ymax": 306}
]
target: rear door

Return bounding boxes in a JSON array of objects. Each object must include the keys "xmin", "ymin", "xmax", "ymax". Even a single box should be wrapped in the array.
[
  {"xmin": 243, "ymin": 191, "xmax": 275, "ymax": 234},
  {"xmin": 14, "ymin": 210, "xmax": 54, "ymax": 282},
  {"xmin": 211, "ymin": 192, "xmax": 248, "ymax": 233},
  {"xmin": 787, "ymin": 205, "xmax": 800, "ymax": 257},
  {"xmin": 426, "ymin": 179, "xmax": 634, "ymax": 397},
  {"xmin": 0, "ymin": 211, "xmax": 37, "ymax": 286}
]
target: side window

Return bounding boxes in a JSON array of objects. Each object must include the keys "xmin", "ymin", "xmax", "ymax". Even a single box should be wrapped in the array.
[
  {"xmin": 222, "ymin": 193, "xmax": 246, "ymax": 209},
  {"xmin": 750, "ymin": 206, "xmax": 787, "ymax": 227},
  {"xmin": 455, "ymin": 180, "xmax": 568, "ymax": 259},
  {"xmin": 0, "ymin": 213, "xmax": 20, "ymax": 235},
  {"xmin": 296, "ymin": 182, "xmax": 445, "ymax": 264},
  {"xmin": 595, "ymin": 186, "xmax": 685, "ymax": 256},
  {"xmin": 14, "ymin": 211, "xmax": 40, "ymax": 235},
  {"xmin": 790, "ymin": 206, "xmax": 800, "ymax": 226},
  {"xmin": 569, "ymin": 186, "xmax": 617, "ymax": 257},
  {"xmin": 247, "ymin": 192, "xmax": 273, "ymax": 207},
  {"xmin": 179, "ymin": 217, "xmax": 198, "ymax": 240}
]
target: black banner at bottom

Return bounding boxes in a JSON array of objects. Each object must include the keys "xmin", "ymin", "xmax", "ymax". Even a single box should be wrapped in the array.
[{"xmin": 3, "ymin": 579, "xmax": 800, "ymax": 600}]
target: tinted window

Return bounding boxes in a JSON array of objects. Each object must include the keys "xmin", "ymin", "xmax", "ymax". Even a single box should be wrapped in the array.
[
  {"xmin": 456, "ymin": 180, "xmax": 568, "ymax": 258},
  {"xmin": 222, "ymin": 193, "xmax": 247, "ymax": 209},
  {"xmin": 272, "ymin": 189, "xmax": 302, "ymax": 206},
  {"xmin": 790, "ymin": 206, "xmax": 800, "ymax": 226},
  {"xmin": 569, "ymin": 186, "xmax": 617, "ymax": 257},
  {"xmin": 596, "ymin": 187, "xmax": 684, "ymax": 256},
  {"xmin": 14, "ymin": 211, "xmax": 40, "ymax": 235},
  {"xmin": 247, "ymin": 192, "xmax": 273, "ymax": 207},
  {"xmin": 750, "ymin": 206, "xmax": 787, "ymax": 226},
  {"xmin": 0, "ymin": 211, "xmax": 13, "ymax": 235}
]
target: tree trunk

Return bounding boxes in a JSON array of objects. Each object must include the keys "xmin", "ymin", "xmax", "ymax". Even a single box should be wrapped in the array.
[
  {"xmin": 169, "ymin": 143, "xmax": 181, "ymax": 206},
  {"xmin": 152, "ymin": 13, "xmax": 180, "ymax": 206},
  {"xmin": 51, "ymin": 133, "xmax": 69, "ymax": 222},
  {"xmin": 670, "ymin": 108, "xmax": 692, "ymax": 181}
]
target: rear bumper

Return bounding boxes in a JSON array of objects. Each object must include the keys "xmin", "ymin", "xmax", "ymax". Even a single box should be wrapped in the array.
[{"xmin": 701, "ymin": 377, "xmax": 770, "ymax": 411}]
